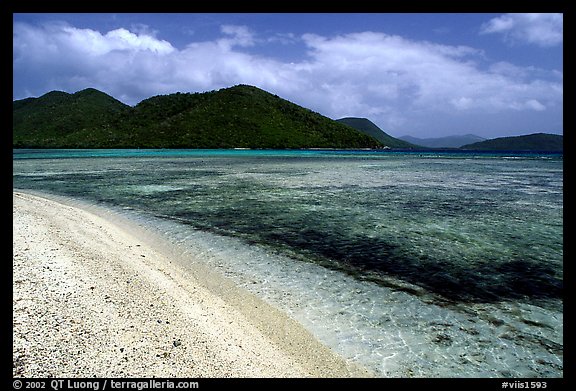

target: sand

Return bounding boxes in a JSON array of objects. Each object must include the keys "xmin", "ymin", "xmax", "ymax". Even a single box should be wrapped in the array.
[{"xmin": 13, "ymin": 190, "xmax": 371, "ymax": 378}]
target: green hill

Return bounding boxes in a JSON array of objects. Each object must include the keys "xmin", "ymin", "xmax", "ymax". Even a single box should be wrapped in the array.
[
  {"xmin": 13, "ymin": 85, "xmax": 383, "ymax": 149},
  {"xmin": 460, "ymin": 133, "xmax": 563, "ymax": 152},
  {"xmin": 336, "ymin": 117, "xmax": 416, "ymax": 149},
  {"xmin": 13, "ymin": 88, "xmax": 130, "ymax": 147}
]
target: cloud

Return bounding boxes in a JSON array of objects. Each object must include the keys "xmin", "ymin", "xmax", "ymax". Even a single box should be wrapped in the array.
[
  {"xmin": 480, "ymin": 13, "xmax": 563, "ymax": 47},
  {"xmin": 219, "ymin": 24, "xmax": 256, "ymax": 47},
  {"xmin": 13, "ymin": 21, "xmax": 174, "ymax": 57},
  {"xmin": 294, "ymin": 32, "xmax": 561, "ymax": 120},
  {"xmin": 13, "ymin": 21, "xmax": 563, "ymax": 137},
  {"xmin": 267, "ymin": 32, "xmax": 298, "ymax": 45},
  {"xmin": 13, "ymin": 21, "xmax": 176, "ymax": 98}
]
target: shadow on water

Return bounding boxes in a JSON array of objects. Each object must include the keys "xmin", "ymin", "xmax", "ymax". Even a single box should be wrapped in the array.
[{"xmin": 170, "ymin": 209, "xmax": 563, "ymax": 306}]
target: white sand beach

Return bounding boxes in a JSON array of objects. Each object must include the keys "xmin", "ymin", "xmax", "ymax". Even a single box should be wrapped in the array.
[{"xmin": 13, "ymin": 191, "xmax": 370, "ymax": 378}]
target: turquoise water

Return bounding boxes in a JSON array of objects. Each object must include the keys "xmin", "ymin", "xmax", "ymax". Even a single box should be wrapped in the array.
[{"xmin": 13, "ymin": 149, "xmax": 563, "ymax": 377}]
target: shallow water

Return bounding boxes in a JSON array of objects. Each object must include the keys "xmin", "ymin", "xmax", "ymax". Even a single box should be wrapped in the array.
[{"xmin": 13, "ymin": 149, "xmax": 563, "ymax": 377}]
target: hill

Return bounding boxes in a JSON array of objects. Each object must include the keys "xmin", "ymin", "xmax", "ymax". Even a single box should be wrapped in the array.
[
  {"xmin": 336, "ymin": 117, "xmax": 416, "ymax": 149},
  {"xmin": 13, "ymin": 88, "xmax": 130, "ymax": 146},
  {"xmin": 13, "ymin": 85, "xmax": 382, "ymax": 149},
  {"xmin": 460, "ymin": 133, "xmax": 563, "ymax": 152},
  {"xmin": 399, "ymin": 134, "xmax": 485, "ymax": 148}
]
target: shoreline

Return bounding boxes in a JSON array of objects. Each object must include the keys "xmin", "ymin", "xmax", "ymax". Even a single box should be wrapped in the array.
[{"xmin": 13, "ymin": 190, "xmax": 371, "ymax": 378}]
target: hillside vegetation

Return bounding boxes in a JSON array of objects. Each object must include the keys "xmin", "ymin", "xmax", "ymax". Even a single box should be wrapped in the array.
[
  {"xmin": 461, "ymin": 133, "xmax": 563, "ymax": 152},
  {"xmin": 13, "ymin": 85, "xmax": 384, "ymax": 149},
  {"xmin": 336, "ymin": 117, "xmax": 416, "ymax": 148},
  {"xmin": 13, "ymin": 88, "xmax": 130, "ymax": 145}
]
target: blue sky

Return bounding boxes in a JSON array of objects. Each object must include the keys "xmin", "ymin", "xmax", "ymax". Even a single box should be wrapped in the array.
[{"xmin": 13, "ymin": 13, "xmax": 563, "ymax": 138}]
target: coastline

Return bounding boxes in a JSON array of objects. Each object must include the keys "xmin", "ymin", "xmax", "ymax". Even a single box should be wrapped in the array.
[{"xmin": 13, "ymin": 190, "xmax": 371, "ymax": 378}]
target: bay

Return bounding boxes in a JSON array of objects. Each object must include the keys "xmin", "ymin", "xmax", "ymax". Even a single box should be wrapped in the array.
[{"xmin": 12, "ymin": 149, "xmax": 563, "ymax": 377}]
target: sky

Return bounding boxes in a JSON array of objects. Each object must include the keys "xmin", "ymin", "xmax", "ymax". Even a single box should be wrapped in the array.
[{"xmin": 12, "ymin": 13, "xmax": 563, "ymax": 139}]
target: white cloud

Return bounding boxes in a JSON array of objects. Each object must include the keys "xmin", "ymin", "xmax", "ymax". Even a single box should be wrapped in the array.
[
  {"xmin": 451, "ymin": 97, "xmax": 474, "ymax": 110},
  {"xmin": 524, "ymin": 99, "xmax": 546, "ymax": 111},
  {"xmin": 480, "ymin": 13, "xmax": 563, "ymax": 47},
  {"xmin": 294, "ymin": 32, "xmax": 561, "ymax": 121},
  {"xmin": 13, "ymin": 22, "xmax": 563, "ymax": 137},
  {"xmin": 219, "ymin": 24, "xmax": 256, "ymax": 48},
  {"xmin": 105, "ymin": 28, "xmax": 175, "ymax": 54},
  {"xmin": 13, "ymin": 22, "xmax": 175, "ymax": 57}
]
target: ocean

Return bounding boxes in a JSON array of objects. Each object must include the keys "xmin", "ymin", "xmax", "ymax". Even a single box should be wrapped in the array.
[{"xmin": 12, "ymin": 148, "xmax": 563, "ymax": 377}]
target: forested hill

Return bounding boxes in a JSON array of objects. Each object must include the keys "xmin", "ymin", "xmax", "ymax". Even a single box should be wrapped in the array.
[
  {"xmin": 13, "ymin": 85, "xmax": 383, "ymax": 149},
  {"xmin": 460, "ymin": 133, "xmax": 563, "ymax": 152},
  {"xmin": 12, "ymin": 88, "xmax": 130, "ymax": 145},
  {"xmin": 336, "ymin": 117, "xmax": 416, "ymax": 149}
]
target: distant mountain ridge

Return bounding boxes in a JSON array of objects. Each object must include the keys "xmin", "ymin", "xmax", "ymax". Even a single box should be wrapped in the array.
[
  {"xmin": 399, "ymin": 134, "xmax": 486, "ymax": 148},
  {"xmin": 460, "ymin": 133, "xmax": 563, "ymax": 152},
  {"xmin": 336, "ymin": 117, "xmax": 416, "ymax": 149},
  {"xmin": 13, "ymin": 85, "xmax": 383, "ymax": 149}
]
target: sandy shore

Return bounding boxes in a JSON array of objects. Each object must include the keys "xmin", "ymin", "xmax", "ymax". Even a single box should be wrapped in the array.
[{"xmin": 13, "ymin": 190, "xmax": 370, "ymax": 378}]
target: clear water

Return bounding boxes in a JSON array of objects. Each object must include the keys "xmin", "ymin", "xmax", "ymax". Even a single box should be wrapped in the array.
[{"xmin": 13, "ymin": 149, "xmax": 563, "ymax": 377}]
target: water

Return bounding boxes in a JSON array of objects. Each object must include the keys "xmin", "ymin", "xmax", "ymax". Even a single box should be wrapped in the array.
[{"xmin": 13, "ymin": 149, "xmax": 563, "ymax": 377}]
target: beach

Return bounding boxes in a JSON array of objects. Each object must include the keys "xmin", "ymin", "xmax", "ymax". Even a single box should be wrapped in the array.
[{"xmin": 13, "ymin": 190, "xmax": 370, "ymax": 378}]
